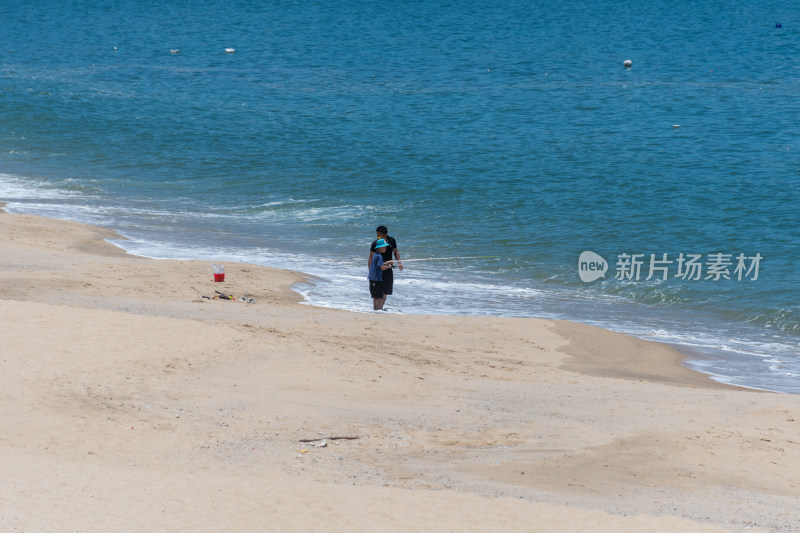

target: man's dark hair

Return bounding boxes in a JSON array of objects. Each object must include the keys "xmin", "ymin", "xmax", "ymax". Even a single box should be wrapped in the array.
[{"xmin": 376, "ymin": 225, "xmax": 388, "ymax": 234}]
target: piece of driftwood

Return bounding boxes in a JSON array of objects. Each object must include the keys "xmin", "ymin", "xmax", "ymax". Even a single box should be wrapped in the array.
[{"xmin": 299, "ymin": 436, "xmax": 359, "ymax": 443}]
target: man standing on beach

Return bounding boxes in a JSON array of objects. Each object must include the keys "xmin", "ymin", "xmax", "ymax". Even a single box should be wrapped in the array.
[
  {"xmin": 368, "ymin": 226, "xmax": 402, "ymax": 307},
  {"xmin": 368, "ymin": 239, "xmax": 394, "ymax": 310}
]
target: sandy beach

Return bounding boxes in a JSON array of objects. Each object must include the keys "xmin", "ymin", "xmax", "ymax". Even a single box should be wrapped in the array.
[{"xmin": 1, "ymin": 208, "xmax": 799, "ymax": 532}]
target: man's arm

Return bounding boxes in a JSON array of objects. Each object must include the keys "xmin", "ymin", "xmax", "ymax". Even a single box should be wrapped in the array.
[{"xmin": 393, "ymin": 247, "xmax": 402, "ymax": 270}]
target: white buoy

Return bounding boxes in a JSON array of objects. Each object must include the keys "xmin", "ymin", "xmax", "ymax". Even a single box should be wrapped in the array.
[
  {"xmin": 623, "ymin": 59, "xmax": 632, "ymax": 68},
  {"xmin": 225, "ymin": 48, "xmax": 235, "ymax": 54}
]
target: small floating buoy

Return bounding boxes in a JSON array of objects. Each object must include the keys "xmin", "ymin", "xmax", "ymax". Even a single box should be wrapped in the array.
[
  {"xmin": 623, "ymin": 59, "xmax": 632, "ymax": 68},
  {"xmin": 225, "ymin": 47, "xmax": 235, "ymax": 53}
]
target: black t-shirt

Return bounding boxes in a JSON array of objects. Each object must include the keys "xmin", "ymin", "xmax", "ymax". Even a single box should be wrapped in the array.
[{"xmin": 370, "ymin": 236, "xmax": 397, "ymax": 261}]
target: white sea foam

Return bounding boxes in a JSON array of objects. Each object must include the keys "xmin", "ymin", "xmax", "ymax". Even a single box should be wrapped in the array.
[{"xmin": 0, "ymin": 173, "xmax": 84, "ymax": 201}]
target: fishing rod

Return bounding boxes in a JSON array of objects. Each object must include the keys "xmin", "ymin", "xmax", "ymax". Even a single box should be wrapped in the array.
[
  {"xmin": 390, "ymin": 256, "xmax": 495, "ymax": 263},
  {"xmin": 362, "ymin": 256, "xmax": 497, "ymax": 268},
  {"xmin": 381, "ymin": 256, "xmax": 498, "ymax": 268}
]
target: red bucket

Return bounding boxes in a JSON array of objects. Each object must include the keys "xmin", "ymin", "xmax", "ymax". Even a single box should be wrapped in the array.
[{"xmin": 212, "ymin": 263, "xmax": 225, "ymax": 282}]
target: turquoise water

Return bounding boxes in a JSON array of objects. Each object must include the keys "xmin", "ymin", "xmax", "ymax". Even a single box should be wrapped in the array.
[{"xmin": 2, "ymin": 1, "xmax": 799, "ymax": 392}]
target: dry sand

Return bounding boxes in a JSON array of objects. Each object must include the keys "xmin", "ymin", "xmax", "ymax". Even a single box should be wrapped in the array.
[{"xmin": 1, "ymin": 209, "xmax": 799, "ymax": 532}]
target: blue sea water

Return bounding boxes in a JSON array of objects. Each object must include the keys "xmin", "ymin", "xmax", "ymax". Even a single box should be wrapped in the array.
[{"xmin": 2, "ymin": 1, "xmax": 799, "ymax": 392}]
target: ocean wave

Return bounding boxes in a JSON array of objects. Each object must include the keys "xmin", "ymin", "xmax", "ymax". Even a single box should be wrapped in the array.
[{"xmin": 0, "ymin": 173, "xmax": 88, "ymax": 200}]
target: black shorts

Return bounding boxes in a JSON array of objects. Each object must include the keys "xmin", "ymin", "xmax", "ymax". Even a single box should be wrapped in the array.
[
  {"xmin": 369, "ymin": 280, "xmax": 385, "ymax": 299},
  {"xmin": 382, "ymin": 267, "xmax": 393, "ymax": 295}
]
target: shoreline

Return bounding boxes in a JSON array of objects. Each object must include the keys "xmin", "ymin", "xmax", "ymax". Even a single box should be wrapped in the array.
[
  {"xmin": 3, "ymin": 199, "xmax": 792, "ymax": 395},
  {"xmin": 2, "ymin": 208, "xmax": 800, "ymax": 532}
]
